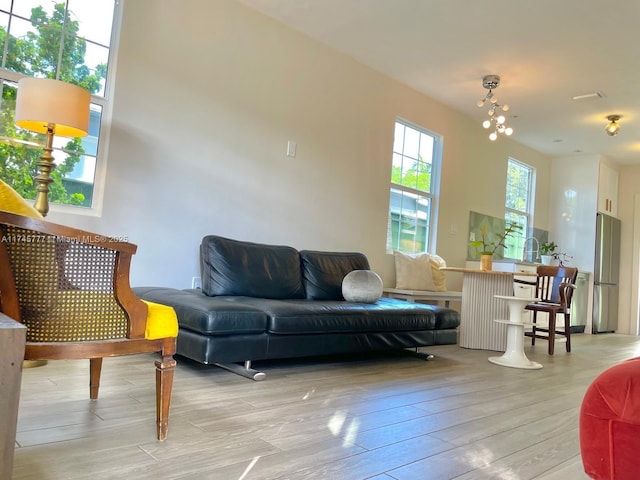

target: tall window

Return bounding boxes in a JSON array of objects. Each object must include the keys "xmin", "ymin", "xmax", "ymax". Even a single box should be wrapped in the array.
[
  {"xmin": 505, "ymin": 158, "xmax": 535, "ymax": 259},
  {"xmin": 387, "ymin": 119, "xmax": 441, "ymax": 254},
  {"xmin": 0, "ymin": 1, "xmax": 119, "ymax": 210}
]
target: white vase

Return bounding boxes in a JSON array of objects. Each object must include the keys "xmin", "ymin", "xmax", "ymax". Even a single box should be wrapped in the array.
[{"xmin": 541, "ymin": 255, "xmax": 553, "ymax": 265}]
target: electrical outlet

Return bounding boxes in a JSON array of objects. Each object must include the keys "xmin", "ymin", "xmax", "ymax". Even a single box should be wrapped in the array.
[{"xmin": 191, "ymin": 276, "xmax": 201, "ymax": 289}]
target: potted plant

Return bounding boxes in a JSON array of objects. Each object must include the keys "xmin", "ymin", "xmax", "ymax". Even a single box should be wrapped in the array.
[
  {"xmin": 469, "ymin": 221, "xmax": 523, "ymax": 270},
  {"xmin": 540, "ymin": 241, "xmax": 557, "ymax": 265}
]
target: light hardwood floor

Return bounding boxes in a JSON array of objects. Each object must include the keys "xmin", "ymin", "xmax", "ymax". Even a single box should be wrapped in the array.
[{"xmin": 13, "ymin": 333, "xmax": 639, "ymax": 479}]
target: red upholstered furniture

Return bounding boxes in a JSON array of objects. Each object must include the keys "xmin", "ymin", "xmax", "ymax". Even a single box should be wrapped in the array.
[{"xmin": 580, "ymin": 357, "xmax": 640, "ymax": 479}]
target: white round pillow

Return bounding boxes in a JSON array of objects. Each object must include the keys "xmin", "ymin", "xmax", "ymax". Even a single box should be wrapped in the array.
[{"xmin": 342, "ymin": 270, "xmax": 383, "ymax": 303}]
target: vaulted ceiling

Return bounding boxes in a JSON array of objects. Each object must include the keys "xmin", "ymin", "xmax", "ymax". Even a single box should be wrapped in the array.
[{"xmin": 237, "ymin": 0, "xmax": 640, "ymax": 164}]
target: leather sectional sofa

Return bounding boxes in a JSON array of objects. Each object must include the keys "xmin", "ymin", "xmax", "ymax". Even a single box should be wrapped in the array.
[{"xmin": 134, "ymin": 235, "xmax": 460, "ymax": 379}]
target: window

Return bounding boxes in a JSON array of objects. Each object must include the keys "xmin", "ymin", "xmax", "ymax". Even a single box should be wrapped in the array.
[
  {"xmin": 0, "ymin": 1, "xmax": 119, "ymax": 211},
  {"xmin": 504, "ymin": 158, "xmax": 535, "ymax": 259},
  {"xmin": 387, "ymin": 119, "xmax": 441, "ymax": 254}
]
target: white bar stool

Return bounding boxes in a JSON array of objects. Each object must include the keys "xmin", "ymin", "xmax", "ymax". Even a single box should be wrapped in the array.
[{"xmin": 488, "ymin": 295, "xmax": 542, "ymax": 370}]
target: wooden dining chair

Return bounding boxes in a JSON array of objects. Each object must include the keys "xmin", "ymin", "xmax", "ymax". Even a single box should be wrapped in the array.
[
  {"xmin": 0, "ymin": 210, "xmax": 178, "ymax": 440},
  {"xmin": 520, "ymin": 265, "xmax": 578, "ymax": 355}
]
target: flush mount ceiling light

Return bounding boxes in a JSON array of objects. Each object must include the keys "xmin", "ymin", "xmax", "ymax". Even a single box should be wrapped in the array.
[
  {"xmin": 605, "ymin": 115, "xmax": 622, "ymax": 136},
  {"xmin": 477, "ymin": 75, "xmax": 513, "ymax": 141}
]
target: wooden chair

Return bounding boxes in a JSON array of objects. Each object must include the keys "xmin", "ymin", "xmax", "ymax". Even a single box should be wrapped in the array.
[
  {"xmin": 0, "ymin": 210, "xmax": 178, "ymax": 440},
  {"xmin": 519, "ymin": 265, "xmax": 578, "ymax": 355}
]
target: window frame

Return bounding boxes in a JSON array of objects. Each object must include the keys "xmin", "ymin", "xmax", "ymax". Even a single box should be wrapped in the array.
[
  {"xmin": 386, "ymin": 117, "xmax": 442, "ymax": 254},
  {"xmin": 504, "ymin": 157, "xmax": 536, "ymax": 260},
  {"xmin": 0, "ymin": 0, "xmax": 123, "ymax": 217}
]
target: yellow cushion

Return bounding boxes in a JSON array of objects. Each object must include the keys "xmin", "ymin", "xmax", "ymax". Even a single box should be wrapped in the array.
[
  {"xmin": 428, "ymin": 253, "xmax": 448, "ymax": 292},
  {"xmin": 0, "ymin": 179, "xmax": 43, "ymax": 218},
  {"xmin": 143, "ymin": 300, "xmax": 179, "ymax": 339}
]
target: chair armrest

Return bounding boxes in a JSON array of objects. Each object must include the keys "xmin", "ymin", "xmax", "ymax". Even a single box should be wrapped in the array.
[{"xmin": 560, "ymin": 282, "xmax": 577, "ymax": 307}]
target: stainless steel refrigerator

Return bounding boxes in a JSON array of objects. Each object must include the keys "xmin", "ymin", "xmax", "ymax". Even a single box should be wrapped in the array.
[{"xmin": 593, "ymin": 212, "xmax": 621, "ymax": 333}]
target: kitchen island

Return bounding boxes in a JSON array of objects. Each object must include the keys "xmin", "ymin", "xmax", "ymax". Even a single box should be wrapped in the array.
[{"xmin": 441, "ymin": 267, "xmax": 537, "ymax": 351}]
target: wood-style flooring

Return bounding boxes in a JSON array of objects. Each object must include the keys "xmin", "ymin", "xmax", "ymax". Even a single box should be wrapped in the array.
[{"xmin": 13, "ymin": 333, "xmax": 639, "ymax": 479}]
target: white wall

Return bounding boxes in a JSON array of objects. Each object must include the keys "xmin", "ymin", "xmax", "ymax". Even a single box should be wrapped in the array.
[{"xmin": 48, "ymin": 0, "xmax": 551, "ymax": 291}]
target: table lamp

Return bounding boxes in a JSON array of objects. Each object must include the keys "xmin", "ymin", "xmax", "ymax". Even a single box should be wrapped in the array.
[{"xmin": 14, "ymin": 77, "xmax": 90, "ymax": 216}]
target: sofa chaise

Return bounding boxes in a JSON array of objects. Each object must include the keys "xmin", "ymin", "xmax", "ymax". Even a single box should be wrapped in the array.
[{"xmin": 134, "ymin": 235, "xmax": 460, "ymax": 380}]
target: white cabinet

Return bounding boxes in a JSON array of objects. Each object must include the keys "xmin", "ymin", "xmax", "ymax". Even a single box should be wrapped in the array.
[
  {"xmin": 598, "ymin": 162, "xmax": 619, "ymax": 217},
  {"xmin": 514, "ymin": 264, "xmax": 537, "ymax": 325},
  {"xmin": 549, "ymin": 154, "xmax": 619, "ymax": 272}
]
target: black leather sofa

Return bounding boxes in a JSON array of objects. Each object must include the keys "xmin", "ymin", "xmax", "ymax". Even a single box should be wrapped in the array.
[{"xmin": 134, "ymin": 235, "xmax": 460, "ymax": 380}]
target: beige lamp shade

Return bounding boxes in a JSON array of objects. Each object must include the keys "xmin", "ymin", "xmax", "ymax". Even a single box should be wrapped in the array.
[{"xmin": 15, "ymin": 78, "xmax": 90, "ymax": 138}]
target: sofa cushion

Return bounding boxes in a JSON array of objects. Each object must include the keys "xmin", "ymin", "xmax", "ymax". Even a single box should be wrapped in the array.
[
  {"xmin": 200, "ymin": 236, "xmax": 305, "ymax": 299},
  {"xmin": 234, "ymin": 297, "xmax": 457, "ymax": 334},
  {"xmin": 300, "ymin": 250, "xmax": 370, "ymax": 300}
]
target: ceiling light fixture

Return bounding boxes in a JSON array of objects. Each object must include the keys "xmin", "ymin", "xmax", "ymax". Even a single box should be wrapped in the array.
[
  {"xmin": 477, "ymin": 75, "xmax": 513, "ymax": 141},
  {"xmin": 605, "ymin": 115, "xmax": 621, "ymax": 136}
]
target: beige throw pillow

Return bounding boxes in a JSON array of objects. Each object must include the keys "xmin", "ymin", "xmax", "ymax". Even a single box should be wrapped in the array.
[
  {"xmin": 393, "ymin": 251, "xmax": 447, "ymax": 292},
  {"xmin": 394, "ymin": 251, "xmax": 436, "ymax": 291}
]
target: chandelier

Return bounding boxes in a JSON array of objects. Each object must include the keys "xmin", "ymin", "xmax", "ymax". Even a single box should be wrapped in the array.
[
  {"xmin": 605, "ymin": 115, "xmax": 621, "ymax": 136},
  {"xmin": 477, "ymin": 75, "xmax": 513, "ymax": 141}
]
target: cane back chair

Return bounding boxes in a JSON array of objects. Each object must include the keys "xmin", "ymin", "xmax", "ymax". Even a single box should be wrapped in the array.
[
  {"xmin": 0, "ymin": 210, "xmax": 178, "ymax": 440},
  {"xmin": 520, "ymin": 265, "xmax": 578, "ymax": 355}
]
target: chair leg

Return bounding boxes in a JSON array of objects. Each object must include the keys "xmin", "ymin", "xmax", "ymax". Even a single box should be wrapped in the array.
[
  {"xmin": 548, "ymin": 314, "xmax": 555, "ymax": 355},
  {"xmin": 531, "ymin": 312, "xmax": 537, "ymax": 345},
  {"xmin": 89, "ymin": 357, "xmax": 103, "ymax": 400},
  {"xmin": 565, "ymin": 313, "xmax": 571, "ymax": 352},
  {"xmin": 155, "ymin": 353, "xmax": 176, "ymax": 441}
]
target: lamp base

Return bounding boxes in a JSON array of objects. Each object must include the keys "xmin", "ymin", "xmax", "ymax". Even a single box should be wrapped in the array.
[{"xmin": 33, "ymin": 125, "xmax": 56, "ymax": 217}]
